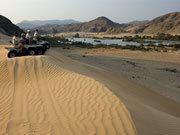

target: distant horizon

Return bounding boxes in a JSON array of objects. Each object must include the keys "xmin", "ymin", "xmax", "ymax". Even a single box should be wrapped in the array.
[
  {"xmin": 1, "ymin": 0, "xmax": 180, "ymax": 24},
  {"xmin": 18, "ymin": 19, "xmax": 80, "ymax": 23},
  {"xmin": 3, "ymin": 11, "xmax": 180, "ymax": 24},
  {"xmin": 12, "ymin": 11, "xmax": 180, "ymax": 25}
]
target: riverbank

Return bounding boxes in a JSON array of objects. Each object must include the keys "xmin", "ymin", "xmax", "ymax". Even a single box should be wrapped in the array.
[
  {"xmin": 55, "ymin": 32, "xmax": 154, "ymax": 39},
  {"xmin": 56, "ymin": 47, "xmax": 180, "ymax": 103},
  {"xmin": 51, "ymin": 47, "xmax": 180, "ymax": 135}
]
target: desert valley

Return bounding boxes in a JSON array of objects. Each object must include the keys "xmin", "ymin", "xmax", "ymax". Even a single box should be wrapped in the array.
[{"xmin": 0, "ymin": 10, "xmax": 180, "ymax": 135}]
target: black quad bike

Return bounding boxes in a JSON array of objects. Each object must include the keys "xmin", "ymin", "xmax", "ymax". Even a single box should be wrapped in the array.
[
  {"xmin": 37, "ymin": 40, "xmax": 51, "ymax": 50},
  {"xmin": 7, "ymin": 44, "xmax": 46, "ymax": 58}
]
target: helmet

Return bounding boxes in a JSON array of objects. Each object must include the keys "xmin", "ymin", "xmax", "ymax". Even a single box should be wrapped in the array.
[
  {"xmin": 21, "ymin": 33, "xmax": 25, "ymax": 37},
  {"xmin": 27, "ymin": 30, "xmax": 31, "ymax": 33},
  {"xmin": 13, "ymin": 32, "xmax": 18, "ymax": 36}
]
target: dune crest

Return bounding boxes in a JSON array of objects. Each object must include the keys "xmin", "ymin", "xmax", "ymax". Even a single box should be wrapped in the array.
[{"xmin": 0, "ymin": 54, "xmax": 136, "ymax": 135}]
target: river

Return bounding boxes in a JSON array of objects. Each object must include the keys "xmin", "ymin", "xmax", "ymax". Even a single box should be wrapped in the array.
[{"xmin": 67, "ymin": 37, "xmax": 180, "ymax": 46}]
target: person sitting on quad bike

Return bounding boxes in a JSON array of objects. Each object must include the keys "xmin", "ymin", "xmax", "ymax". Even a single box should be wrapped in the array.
[
  {"xmin": 12, "ymin": 32, "xmax": 24, "ymax": 53},
  {"xmin": 20, "ymin": 33, "xmax": 29, "ymax": 45},
  {"xmin": 33, "ymin": 29, "xmax": 41, "ymax": 44},
  {"xmin": 12, "ymin": 32, "xmax": 19, "ymax": 45},
  {"xmin": 26, "ymin": 30, "xmax": 33, "ymax": 44}
]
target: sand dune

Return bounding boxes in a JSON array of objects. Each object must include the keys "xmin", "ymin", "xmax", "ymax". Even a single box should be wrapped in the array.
[
  {"xmin": 46, "ymin": 49, "xmax": 180, "ymax": 135},
  {"xmin": 0, "ymin": 34, "xmax": 11, "ymax": 45},
  {"xmin": 1, "ymin": 46, "xmax": 180, "ymax": 135},
  {"xmin": 0, "ymin": 47, "xmax": 136, "ymax": 135}
]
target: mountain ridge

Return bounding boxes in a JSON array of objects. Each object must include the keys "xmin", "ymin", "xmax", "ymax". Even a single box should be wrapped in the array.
[
  {"xmin": 37, "ymin": 16, "xmax": 128, "ymax": 34},
  {"xmin": 142, "ymin": 12, "xmax": 180, "ymax": 34},
  {"xmin": 1, "ymin": 12, "xmax": 180, "ymax": 37},
  {"xmin": 126, "ymin": 12, "xmax": 180, "ymax": 34},
  {"xmin": 36, "ymin": 12, "xmax": 180, "ymax": 35},
  {"xmin": 17, "ymin": 19, "xmax": 80, "ymax": 29},
  {"xmin": 0, "ymin": 15, "xmax": 24, "ymax": 36}
]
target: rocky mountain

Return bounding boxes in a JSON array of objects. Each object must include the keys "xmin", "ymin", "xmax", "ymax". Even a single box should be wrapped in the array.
[
  {"xmin": 128, "ymin": 12, "xmax": 180, "ymax": 34},
  {"xmin": 76, "ymin": 16, "xmax": 122, "ymax": 32},
  {"xmin": 19, "ymin": 12, "xmax": 180, "ymax": 35},
  {"xmin": 0, "ymin": 15, "xmax": 24, "ymax": 36},
  {"xmin": 126, "ymin": 20, "xmax": 149, "ymax": 26},
  {"xmin": 37, "ymin": 16, "xmax": 128, "ymax": 34},
  {"xmin": 17, "ymin": 19, "xmax": 80, "ymax": 29}
]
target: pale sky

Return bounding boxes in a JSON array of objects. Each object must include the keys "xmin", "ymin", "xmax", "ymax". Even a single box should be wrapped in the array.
[{"xmin": 0, "ymin": 0, "xmax": 180, "ymax": 24}]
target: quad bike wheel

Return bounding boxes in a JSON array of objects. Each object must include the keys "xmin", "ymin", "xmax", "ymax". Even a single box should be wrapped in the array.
[
  {"xmin": 8, "ymin": 51, "xmax": 17, "ymax": 58},
  {"xmin": 28, "ymin": 48, "xmax": 36, "ymax": 55},
  {"xmin": 45, "ymin": 44, "xmax": 50, "ymax": 49},
  {"xmin": 37, "ymin": 48, "xmax": 45, "ymax": 55}
]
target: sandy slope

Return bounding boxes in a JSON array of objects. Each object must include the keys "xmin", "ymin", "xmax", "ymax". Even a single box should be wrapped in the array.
[
  {"xmin": 47, "ymin": 49, "xmax": 180, "ymax": 135},
  {"xmin": 0, "ymin": 34, "xmax": 11, "ymax": 45},
  {"xmin": 0, "ymin": 47, "xmax": 136, "ymax": 135},
  {"xmin": 77, "ymin": 48, "xmax": 180, "ymax": 64},
  {"xmin": 1, "ymin": 46, "xmax": 180, "ymax": 135},
  {"xmin": 58, "ymin": 48, "xmax": 180, "ymax": 103}
]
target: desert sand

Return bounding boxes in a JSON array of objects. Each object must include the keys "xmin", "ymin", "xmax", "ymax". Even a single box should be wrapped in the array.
[
  {"xmin": 0, "ymin": 46, "xmax": 136, "ymax": 135},
  {"xmin": 59, "ymin": 48, "xmax": 180, "ymax": 102},
  {"xmin": 51, "ymin": 47, "xmax": 180, "ymax": 135},
  {"xmin": 72, "ymin": 48, "xmax": 180, "ymax": 64},
  {"xmin": 0, "ymin": 46, "xmax": 180, "ymax": 135},
  {"xmin": 0, "ymin": 34, "xmax": 11, "ymax": 45}
]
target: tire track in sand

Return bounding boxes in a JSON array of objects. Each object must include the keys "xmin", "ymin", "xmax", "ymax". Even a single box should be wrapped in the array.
[
  {"xmin": 0, "ymin": 53, "xmax": 137, "ymax": 135},
  {"xmin": 33, "ymin": 56, "xmax": 69, "ymax": 135},
  {"xmin": 0, "ymin": 59, "xmax": 14, "ymax": 135},
  {"xmin": 41, "ymin": 55, "xmax": 137, "ymax": 135}
]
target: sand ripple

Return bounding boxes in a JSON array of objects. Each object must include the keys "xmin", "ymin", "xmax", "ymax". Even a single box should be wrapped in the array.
[{"xmin": 0, "ymin": 53, "xmax": 136, "ymax": 135}]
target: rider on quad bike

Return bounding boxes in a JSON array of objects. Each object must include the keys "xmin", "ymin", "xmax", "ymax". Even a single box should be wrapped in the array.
[
  {"xmin": 33, "ymin": 29, "xmax": 50, "ymax": 49},
  {"xmin": 33, "ymin": 29, "xmax": 41, "ymax": 43},
  {"xmin": 12, "ymin": 32, "xmax": 25, "ymax": 53},
  {"xmin": 26, "ymin": 30, "xmax": 33, "ymax": 44},
  {"xmin": 7, "ymin": 31, "xmax": 46, "ymax": 58}
]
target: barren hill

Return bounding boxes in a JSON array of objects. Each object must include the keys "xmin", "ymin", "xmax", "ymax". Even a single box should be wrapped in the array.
[
  {"xmin": 0, "ymin": 15, "xmax": 24, "ymax": 36},
  {"xmin": 17, "ymin": 19, "xmax": 80, "ymax": 29},
  {"xmin": 38, "ymin": 12, "xmax": 180, "ymax": 35},
  {"xmin": 79, "ymin": 16, "xmax": 122, "ymax": 32},
  {"xmin": 37, "ymin": 16, "xmax": 125, "ymax": 34},
  {"xmin": 127, "ymin": 12, "xmax": 180, "ymax": 34},
  {"xmin": 143, "ymin": 12, "xmax": 180, "ymax": 34}
]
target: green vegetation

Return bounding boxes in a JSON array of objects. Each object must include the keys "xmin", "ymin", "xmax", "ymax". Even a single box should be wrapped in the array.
[
  {"xmin": 153, "ymin": 33, "xmax": 180, "ymax": 41},
  {"xmin": 102, "ymin": 37, "xmax": 123, "ymax": 40},
  {"xmin": 122, "ymin": 35, "xmax": 146, "ymax": 43},
  {"xmin": 166, "ymin": 43, "xmax": 180, "ymax": 49},
  {"xmin": 76, "ymin": 33, "xmax": 180, "ymax": 43},
  {"xmin": 122, "ymin": 33, "xmax": 180, "ymax": 43},
  {"xmin": 122, "ymin": 35, "xmax": 162, "ymax": 45},
  {"xmin": 157, "ymin": 43, "xmax": 165, "ymax": 48},
  {"xmin": 44, "ymin": 36, "xmax": 69, "ymax": 46},
  {"xmin": 74, "ymin": 33, "xmax": 80, "ymax": 38},
  {"xmin": 94, "ymin": 39, "xmax": 101, "ymax": 42},
  {"xmin": 44, "ymin": 35, "xmax": 180, "ymax": 52}
]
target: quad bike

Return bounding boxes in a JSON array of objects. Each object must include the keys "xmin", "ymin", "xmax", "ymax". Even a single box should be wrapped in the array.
[
  {"xmin": 7, "ymin": 44, "xmax": 46, "ymax": 58},
  {"xmin": 37, "ymin": 40, "xmax": 51, "ymax": 49}
]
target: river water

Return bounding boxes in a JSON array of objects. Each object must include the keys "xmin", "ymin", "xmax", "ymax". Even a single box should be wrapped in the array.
[{"xmin": 67, "ymin": 37, "xmax": 180, "ymax": 46}]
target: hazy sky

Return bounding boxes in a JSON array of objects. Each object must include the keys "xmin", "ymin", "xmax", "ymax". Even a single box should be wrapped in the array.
[{"xmin": 1, "ymin": 0, "xmax": 180, "ymax": 24}]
